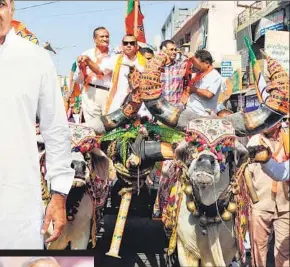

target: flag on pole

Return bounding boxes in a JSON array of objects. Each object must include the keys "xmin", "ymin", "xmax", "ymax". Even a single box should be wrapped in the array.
[
  {"xmin": 244, "ymin": 37, "xmax": 269, "ymax": 105},
  {"xmin": 125, "ymin": 0, "xmax": 146, "ymax": 43}
]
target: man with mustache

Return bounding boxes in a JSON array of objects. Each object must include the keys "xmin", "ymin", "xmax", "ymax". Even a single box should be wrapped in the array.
[
  {"xmin": 0, "ymin": 0, "xmax": 74, "ymax": 249},
  {"xmin": 182, "ymin": 49, "xmax": 222, "ymax": 116},
  {"xmin": 75, "ymin": 27, "xmax": 111, "ymax": 128}
]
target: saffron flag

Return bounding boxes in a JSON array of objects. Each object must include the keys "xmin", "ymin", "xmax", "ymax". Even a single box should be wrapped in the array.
[
  {"xmin": 244, "ymin": 37, "xmax": 269, "ymax": 105},
  {"xmin": 125, "ymin": 0, "xmax": 146, "ymax": 43}
]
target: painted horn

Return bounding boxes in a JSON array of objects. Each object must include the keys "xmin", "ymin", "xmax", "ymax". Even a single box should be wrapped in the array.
[
  {"xmin": 141, "ymin": 52, "xmax": 200, "ymax": 129},
  {"xmin": 228, "ymin": 37, "xmax": 286, "ymax": 136},
  {"xmin": 101, "ymin": 75, "xmax": 143, "ymax": 132},
  {"xmin": 227, "ymin": 105, "xmax": 282, "ymax": 137}
]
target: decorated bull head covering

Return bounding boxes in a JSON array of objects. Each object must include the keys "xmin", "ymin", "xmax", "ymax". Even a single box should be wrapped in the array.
[
  {"xmin": 185, "ymin": 118, "xmax": 236, "ymax": 172},
  {"xmin": 69, "ymin": 123, "xmax": 100, "ymax": 153}
]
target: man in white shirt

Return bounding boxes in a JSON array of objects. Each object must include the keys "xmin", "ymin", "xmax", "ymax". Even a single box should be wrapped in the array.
[
  {"xmin": 186, "ymin": 50, "xmax": 222, "ymax": 116},
  {"xmin": 0, "ymin": 0, "xmax": 74, "ymax": 249},
  {"xmin": 75, "ymin": 27, "xmax": 111, "ymax": 128},
  {"xmin": 78, "ymin": 34, "xmax": 146, "ymax": 132},
  {"xmin": 99, "ymin": 34, "xmax": 145, "ymax": 114}
]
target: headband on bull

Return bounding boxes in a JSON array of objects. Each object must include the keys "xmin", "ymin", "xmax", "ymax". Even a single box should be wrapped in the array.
[{"xmin": 185, "ymin": 118, "xmax": 236, "ymax": 171}]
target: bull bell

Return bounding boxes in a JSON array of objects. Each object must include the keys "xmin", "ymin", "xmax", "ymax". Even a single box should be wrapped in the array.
[
  {"xmin": 221, "ymin": 209, "xmax": 232, "ymax": 221},
  {"xmin": 227, "ymin": 202, "xmax": 237, "ymax": 214},
  {"xmin": 184, "ymin": 184, "xmax": 193, "ymax": 195},
  {"xmin": 186, "ymin": 201, "xmax": 196, "ymax": 212}
]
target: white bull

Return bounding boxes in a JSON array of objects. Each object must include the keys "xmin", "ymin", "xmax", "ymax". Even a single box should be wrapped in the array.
[
  {"xmin": 37, "ymin": 125, "xmax": 112, "ymax": 250},
  {"xmin": 161, "ymin": 118, "xmax": 250, "ymax": 267}
]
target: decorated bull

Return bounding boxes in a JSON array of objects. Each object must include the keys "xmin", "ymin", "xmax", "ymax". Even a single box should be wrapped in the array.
[
  {"xmin": 93, "ymin": 38, "xmax": 288, "ymax": 264},
  {"xmin": 38, "ymin": 123, "xmax": 111, "ymax": 249}
]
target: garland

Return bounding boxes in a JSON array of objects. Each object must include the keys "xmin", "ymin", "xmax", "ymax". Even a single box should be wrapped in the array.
[{"xmin": 100, "ymin": 118, "xmax": 185, "ymax": 165}]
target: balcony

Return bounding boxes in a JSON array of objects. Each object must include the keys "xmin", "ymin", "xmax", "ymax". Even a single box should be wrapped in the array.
[
  {"xmin": 237, "ymin": 9, "xmax": 248, "ymax": 26},
  {"xmin": 237, "ymin": 0, "xmax": 280, "ymax": 29},
  {"xmin": 249, "ymin": 1, "xmax": 262, "ymax": 16}
]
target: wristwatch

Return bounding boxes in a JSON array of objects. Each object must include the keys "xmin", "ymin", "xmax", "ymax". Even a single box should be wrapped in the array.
[{"xmin": 50, "ymin": 189, "xmax": 68, "ymax": 198}]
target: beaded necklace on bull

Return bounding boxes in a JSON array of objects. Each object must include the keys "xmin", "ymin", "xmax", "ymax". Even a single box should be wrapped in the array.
[{"xmin": 182, "ymin": 132, "xmax": 239, "ymax": 234}]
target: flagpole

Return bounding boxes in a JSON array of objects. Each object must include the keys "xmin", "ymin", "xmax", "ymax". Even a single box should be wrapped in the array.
[{"xmin": 134, "ymin": 0, "xmax": 138, "ymax": 37}]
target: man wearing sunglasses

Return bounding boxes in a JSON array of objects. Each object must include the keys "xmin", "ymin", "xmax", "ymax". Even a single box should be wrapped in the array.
[
  {"xmin": 98, "ymin": 34, "xmax": 146, "ymax": 115},
  {"xmin": 75, "ymin": 27, "xmax": 111, "ymax": 128}
]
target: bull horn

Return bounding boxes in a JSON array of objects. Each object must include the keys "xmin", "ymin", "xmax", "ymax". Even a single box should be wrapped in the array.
[
  {"xmin": 245, "ymin": 37, "xmax": 289, "ymax": 115},
  {"xmin": 227, "ymin": 105, "xmax": 282, "ymax": 137}
]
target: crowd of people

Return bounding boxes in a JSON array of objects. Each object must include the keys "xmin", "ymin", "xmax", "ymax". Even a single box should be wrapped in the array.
[{"xmin": 0, "ymin": 0, "xmax": 288, "ymax": 266}]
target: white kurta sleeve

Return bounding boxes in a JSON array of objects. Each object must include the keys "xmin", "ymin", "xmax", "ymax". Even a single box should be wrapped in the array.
[
  {"xmin": 261, "ymin": 159, "xmax": 290, "ymax": 182},
  {"xmin": 37, "ymin": 52, "xmax": 75, "ymax": 194}
]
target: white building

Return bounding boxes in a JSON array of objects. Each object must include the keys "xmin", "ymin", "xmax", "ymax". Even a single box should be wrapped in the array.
[
  {"xmin": 166, "ymin": 1, "xmax": 245, "ymax": 68},
  {"xmin": 161, "ymin": 6, "xmax": 195, "ymax": 42}
]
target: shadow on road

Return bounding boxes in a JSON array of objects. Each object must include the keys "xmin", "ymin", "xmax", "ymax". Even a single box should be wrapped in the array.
[{"xmin": 95, "ymin": 214, "xmax": 169, "ymax": 267}]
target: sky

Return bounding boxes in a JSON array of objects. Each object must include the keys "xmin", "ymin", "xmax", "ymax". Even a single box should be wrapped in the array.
[{"xmin": 14, "ymin": 1, "xmax": 199, "ymax": 76}]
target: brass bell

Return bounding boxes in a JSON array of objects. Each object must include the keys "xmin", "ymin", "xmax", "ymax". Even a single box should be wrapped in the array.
[
  {"xmin": 221, "ymin": 210, "xmax": 232, "ymax": 221},
  {"xmin": 184, "ymin": 184, "xmax": 193, "ymax": 195},
  {"xmin": 227, "ymin": 202, "xmax": 237, "ymax": 214},
  {"xmin": 186, "ymin": 201, "xmax": 196, "ymax": 212},
  {"xmin": 199, "ymin": 215, "xmax": 208, "ymax": 226}
]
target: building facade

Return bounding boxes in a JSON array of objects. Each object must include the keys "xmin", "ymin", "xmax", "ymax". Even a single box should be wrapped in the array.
[
  {"xmin": 235, "ymin": 0, "xmax": 290, "ymax": 80},
  {"xmin": 161, "ymin": 6, "xmax": 195, "ymax": 43},
  {"xmin": 163, "ymin": 1, "xmax": 243, "ymax": 67}
]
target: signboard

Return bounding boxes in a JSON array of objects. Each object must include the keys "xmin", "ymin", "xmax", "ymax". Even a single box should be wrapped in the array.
[
  {"xmin": 265, "ymin": 30, "xmax": 289, "ymax": 74},
  {"xmin": 221, "ymin": 55, "xmax": 242, "ymax": 78},
  {"xmin": 254, "ymin": 10, "xmax": 285, "ymax": 41},
  {"xmin": 244, "ymin": 94, "xmax": 259, "ymax": 113}
]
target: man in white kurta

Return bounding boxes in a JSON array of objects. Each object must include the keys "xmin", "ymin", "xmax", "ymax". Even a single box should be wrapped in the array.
[{"xmin": 0, "ymin": 0, "xmax": 74, "ymax": 249}]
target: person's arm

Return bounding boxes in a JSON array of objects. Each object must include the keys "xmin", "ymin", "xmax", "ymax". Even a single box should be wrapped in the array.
[
  {"xmin": 190, "ymin": 74, "xmax": 222, "ymax": 99},
  {"xmin": 190, "ymin": 87, "xmax": 214, "ymax": 99},
  {"xmin": 84, "ymin": 57, "xmax": 104, "ymax": 76},
  {"xmin": 261, "ymin": 159, "xmax": 289, "ymax": 182},
  {"xmin": 37, "ymin": 51, "xmax": 75, "ymax": 242}
]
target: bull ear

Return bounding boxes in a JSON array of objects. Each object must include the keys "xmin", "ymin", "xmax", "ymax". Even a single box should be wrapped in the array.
[
  {"xmin": 234, "ymin": 140, "xmax": 249, "ymax": 167},
  {"xmin": 175, "ymin": 141, "xmax": 189, "ymax": 161}
]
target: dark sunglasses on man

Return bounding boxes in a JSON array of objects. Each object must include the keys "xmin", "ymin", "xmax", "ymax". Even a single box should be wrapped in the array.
[{"xmin": 123, "ymin": 41, "xmax": 136, "ymax": 46}]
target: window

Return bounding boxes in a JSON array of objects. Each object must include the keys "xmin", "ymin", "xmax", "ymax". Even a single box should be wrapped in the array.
[{"xmin": 185, "ymin": 33, "xmax": 191, "ymax": 43}]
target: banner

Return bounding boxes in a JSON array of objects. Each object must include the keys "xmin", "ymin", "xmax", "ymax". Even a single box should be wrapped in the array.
[
  {"xmin": 254, "ymin": 9, "xmax": 285, "ymax": 41},
  {"xmin": 265, "ymin": 30, "xmax": 289, "ymax": 74}
]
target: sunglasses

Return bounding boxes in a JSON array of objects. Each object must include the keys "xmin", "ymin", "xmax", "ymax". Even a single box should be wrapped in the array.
[
  {"xmin": 122, "ymin": 41, "xmax": 136, "ymax": 46},
  {"xmin": 168, "ymin": 48, "xmax": 177, "ymax": 51}
]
